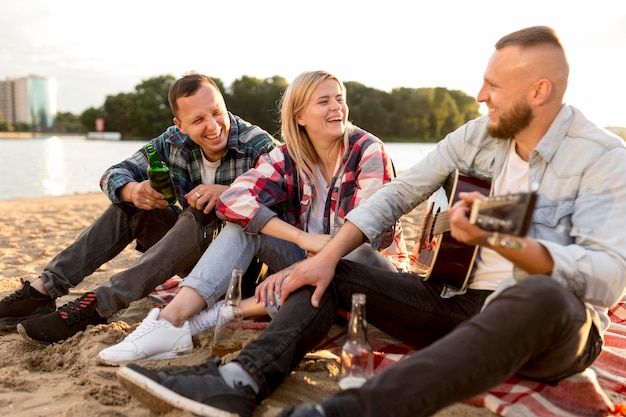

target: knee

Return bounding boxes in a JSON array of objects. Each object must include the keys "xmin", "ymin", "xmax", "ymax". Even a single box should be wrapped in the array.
[
  {"xmin": 506, "ymin": 275, "xmax": 578, "ymax": 315},
  {"xmin": 112, "ymin": 202, "xmax": 138, "ymax": 217},
  {"xmin": 181, "ymin": 207, "xmax": 217, "ymax": 226}
]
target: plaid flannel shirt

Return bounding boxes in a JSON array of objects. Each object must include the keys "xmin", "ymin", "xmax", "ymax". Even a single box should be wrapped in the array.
[
  {"xmin": 216, "ymin": 126, "xmax": 408, "ymax": 267},
  {"xmin": 100, "ymin": 113, "xmax": 281, "ymax": 208}
]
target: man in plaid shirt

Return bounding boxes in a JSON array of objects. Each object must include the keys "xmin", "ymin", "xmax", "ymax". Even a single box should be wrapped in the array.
[{"xmin": 0, "ymin": 72, "xmax": 280, "ymax": 346}]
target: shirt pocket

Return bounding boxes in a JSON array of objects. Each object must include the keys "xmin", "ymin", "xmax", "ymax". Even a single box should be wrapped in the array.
[{"xmin": 531, "ymin": 199, "xmax": 574, "ymax": 244}]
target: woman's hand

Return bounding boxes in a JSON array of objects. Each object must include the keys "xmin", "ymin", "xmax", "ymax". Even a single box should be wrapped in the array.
[{"xmin": 255, "ymin": 268, "xmax": 293, "ymax": 307}]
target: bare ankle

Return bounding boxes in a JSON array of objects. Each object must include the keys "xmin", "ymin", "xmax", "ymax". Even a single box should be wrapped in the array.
[
  {"xmin": 157, "ymin": 310, "xmax": 185, "ymax": 328},
  {"xmin": 31, "ymin": 279, "xmax": 50, "ymax": 297}
]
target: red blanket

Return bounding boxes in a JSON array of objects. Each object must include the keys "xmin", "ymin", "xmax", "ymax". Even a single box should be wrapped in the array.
[{"xmin": 306, "ymin": 298, "xmax": 626, "ymax": 416}]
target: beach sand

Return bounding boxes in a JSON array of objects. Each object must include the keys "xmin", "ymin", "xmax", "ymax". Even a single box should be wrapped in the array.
[{"xmin": 0, "ymin": 193, "xmax": 495, "ymax": 417}]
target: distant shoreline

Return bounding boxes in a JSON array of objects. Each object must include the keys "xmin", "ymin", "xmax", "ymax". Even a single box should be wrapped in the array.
[{"xmin": 0, "ymin": 132, "xmax": 86, "ymax": 139}]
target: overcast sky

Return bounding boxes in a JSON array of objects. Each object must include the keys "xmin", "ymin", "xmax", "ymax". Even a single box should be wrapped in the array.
[{"xmin": 1, "ymin": 0, "xmax": 625, "ymax": 127}]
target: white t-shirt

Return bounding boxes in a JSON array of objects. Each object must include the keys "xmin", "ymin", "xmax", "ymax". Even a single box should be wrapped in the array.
[
  {"xmin": 470, "ymin": 140, "xmax": 529, "ymax": 291},
  {"xmin": 200, "ymin": 153, "xmax": 220, "ymax": 185},
  {"xmin": 307, "ymin": 167, "xmax": 329, "ymax": 235}
]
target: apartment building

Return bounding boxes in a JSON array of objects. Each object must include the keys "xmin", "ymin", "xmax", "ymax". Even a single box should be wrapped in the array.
[{"xmin": 0, "ymin": 75, "xmax": 56, "ymax": 130}]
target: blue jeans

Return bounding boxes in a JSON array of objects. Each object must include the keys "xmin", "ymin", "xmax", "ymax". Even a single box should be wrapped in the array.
[
  {"xmin": 234, "ymin": 260, "xmax": 600, "ymax": 417},
  {"xmin": 181, "ymin": 222, "xmax": 398, "ymax": 309},
  {"xmin": 40, "ymin": 203, "xmax": 220, "ymax": 317}
]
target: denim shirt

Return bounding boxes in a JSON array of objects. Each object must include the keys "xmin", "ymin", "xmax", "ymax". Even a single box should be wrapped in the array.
[{"xmin": 346, "ymin": 105, "xmax": 626, "ymax": 334}]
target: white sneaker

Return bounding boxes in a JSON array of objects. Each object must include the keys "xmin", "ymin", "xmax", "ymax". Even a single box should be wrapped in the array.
[
  {"xmin": 188, "ymin": 300, "xmax": 224, "ymax": 335},
  {"xmin": 97, "ymin": 308, "xmax": 193, "ymax": 366}
]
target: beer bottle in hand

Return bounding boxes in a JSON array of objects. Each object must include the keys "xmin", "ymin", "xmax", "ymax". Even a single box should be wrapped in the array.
[{"xmin": 145, "ymin": 143, "xmax": 177, "ymax": 206}]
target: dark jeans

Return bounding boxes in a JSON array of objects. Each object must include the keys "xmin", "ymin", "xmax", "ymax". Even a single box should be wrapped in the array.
[
  {"xmin": 39, "ymin": 203, "xmax": 219, "ymax": 317},
  {"xmin": 235, "ymin": 260, "xmax": 600, "ymax": 417}
]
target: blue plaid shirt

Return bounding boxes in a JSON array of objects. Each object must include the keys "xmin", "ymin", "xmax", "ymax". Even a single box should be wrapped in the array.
[{"xmin": 100, "ymin": 113, "xmax": 281, "ymax": 208}]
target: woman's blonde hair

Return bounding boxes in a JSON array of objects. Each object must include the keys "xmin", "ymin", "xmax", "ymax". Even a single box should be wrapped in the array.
[{"xmin": 279, "ymin": 70, "xmax": 353, "ymax": 195}]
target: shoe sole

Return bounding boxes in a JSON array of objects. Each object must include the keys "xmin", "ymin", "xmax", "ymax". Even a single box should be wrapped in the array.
[
  {"xmin": 117, "ymin": 366, "xmax": 238, "ymax": 417},
  {"xmin": 0, "ymin": 319, "xmax": 24, "ymax": 331},
  {"xmin": 97, "ymin": 345, "xmax": 194, "ymax": 367},
  {"xmin": 16, "ymin": 323, "xmax": 54, "ymax": 346},
  {"xmin": 0, "ymin": 309, "xmax": 56, "ymax": 331}
]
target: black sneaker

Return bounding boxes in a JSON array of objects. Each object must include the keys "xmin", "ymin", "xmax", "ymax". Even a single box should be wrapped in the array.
[
  {"xmin": 0, "ymin": 279, "xmax": 56, "ymax": 330},
  {"xmin": 117, "ymin": 360, "xmax": 256, "ymax": 417},
  {"xmin": 16, "ymin": 292, "xmax": 106, "ymax": 345}
]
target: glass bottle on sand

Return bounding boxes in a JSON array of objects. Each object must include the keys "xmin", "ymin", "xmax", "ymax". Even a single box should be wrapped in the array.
[
  {"xmin": 339, "ymin": 293, "xmax": 374, "ymax": 389},
  {"xmin": 211, "ymin": 269, "xmax": 244, "ymax": 357}
]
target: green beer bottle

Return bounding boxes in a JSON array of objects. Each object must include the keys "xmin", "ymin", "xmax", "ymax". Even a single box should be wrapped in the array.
[{"xmin": 145, "ymin": 143, "xmax": 177, "ymax": 206}]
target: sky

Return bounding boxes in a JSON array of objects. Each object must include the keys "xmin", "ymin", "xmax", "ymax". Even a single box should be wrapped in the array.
[{"xmin": 1, "ymin": 0, "xmax": 625, "ymax": 128}]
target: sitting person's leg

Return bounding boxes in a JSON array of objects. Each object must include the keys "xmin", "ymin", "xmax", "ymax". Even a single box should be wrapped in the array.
[
  {"xmin": 115, "ymin": 259, "xmax": 455, "ymax": 415},
  {"xmin": 98, "ymin": 223, "xmax": 305, "ymax": 365},
  {"xmin": 341, "ymin": 242, "xmax": 398, "ymax": 271},
  {"xmin": 1, "ymin": 203, "xmax": 177, "ymax": 333},
  {"xmin": 319, "ymin": 276, "xmax": 596, "ymax": 417},
  {"xmin": 116, "ymin": 282, "xmax": 338, "ymax": 416},
  {"xmin": 219, "ymin": 242, "xmax": 401, "ymax": 324},
  {"xmin": 41, "ymin": 203, "xmax": 178, "ymax": 299},
  {"xmin": 94, "ymin": 207, "xmax": 219, "ymax": 318}
]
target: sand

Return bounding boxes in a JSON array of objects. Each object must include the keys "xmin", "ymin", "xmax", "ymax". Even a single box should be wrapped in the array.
[{"xmin": 0, "ymin": 193, "xmax": 494, "ymax": 417}]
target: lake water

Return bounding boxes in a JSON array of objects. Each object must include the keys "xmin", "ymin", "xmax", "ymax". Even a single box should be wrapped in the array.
[{"xmin": 0, "ymin": 136, "xmax": 435, "ymax": 201}]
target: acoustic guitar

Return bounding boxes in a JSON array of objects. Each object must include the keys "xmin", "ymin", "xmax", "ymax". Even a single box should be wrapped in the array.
[{"xmin": 409, "ymin": 170, "xmax": 536, "ymax": 291}]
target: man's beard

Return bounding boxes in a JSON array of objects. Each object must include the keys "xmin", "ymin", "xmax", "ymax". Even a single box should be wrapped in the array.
[{"xmin": 488, "ymin": 101, "xmax": 534, "ymax": 139}]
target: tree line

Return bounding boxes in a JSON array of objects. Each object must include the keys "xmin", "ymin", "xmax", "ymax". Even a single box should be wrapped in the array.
[{"xmin": 3, "ymin": 74, "xmax": 483, "ymax": 142}]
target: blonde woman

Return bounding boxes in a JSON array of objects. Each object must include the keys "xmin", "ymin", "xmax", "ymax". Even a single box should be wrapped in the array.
[{"xmin": 98, "ymin": 70, "xmax": 407, "ymax": 365}]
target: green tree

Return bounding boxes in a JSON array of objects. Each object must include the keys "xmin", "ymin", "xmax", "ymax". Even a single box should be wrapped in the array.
[
  {"xmin": 80, "ymin": 107, "xmax": 102, "ymax": 133},
  {"xmin": 388, "ymin": 87, "xmax": 432, "ymax": 139},
  {"xmin": 54, "ymin": 112, "xmax": 83, "ymax": 133},
  {"xmin": 448, "ymin": 89, "xmax": 481, "ymax": 123},
  {"xmin": 344, "ymin": 81, "xmax": 392, "ymax": 138},
  {"xmin": 0, "ymin": 112, "xmax": 10, "ymax": 131},
  {"xmin": 130, "ymin": 74, "xmax": 176, "ymax": 139},
  {"xmin": 102, "ymin": 93, "xmax": 134, "ymax": 139},
  {"xmin": 226, "ymin": 75, "xmax": 287, "ymax": 136},
  {"xmin": 71, "ymin": 73, "xmax": 481, "ymax": 142}
]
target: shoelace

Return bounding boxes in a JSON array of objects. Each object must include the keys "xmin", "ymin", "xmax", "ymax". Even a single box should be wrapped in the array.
[
  {"xmin": 160, "ymin": 358, "xmax": 221, "ymax": 377},
  {"xmin": 124, "ymin": 319, "xmax": 165, "ymax": 342},
  {"xmin": 58, "ymin": 294, "xmax": 96, "ymax": 324},
  {"xmin": 2, "ymin": 279, "xmax": 29, "ymax": 303},
  {"xmin": 189, "ymin": 301, "xmax": 223, "ymax": 332},
  {"xmin": 2, "ymin": 288, "xmax": 29, "ymax": 303}
]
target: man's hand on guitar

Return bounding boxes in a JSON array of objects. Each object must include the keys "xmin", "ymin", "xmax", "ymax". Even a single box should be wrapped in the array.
[{"xmin": 449, "ymin": 192, "xmax": 492, "ymax": 246}]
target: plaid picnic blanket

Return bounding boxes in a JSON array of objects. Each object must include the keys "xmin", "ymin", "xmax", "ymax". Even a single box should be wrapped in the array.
[
  {"xmin": 307, "ymin": 297, "xmax": 626, "ymax": 417},
  {"xmin": 154, "ymin": 277, "xmax": 626, "ymax": 416},
  {"xmin": 149, "ymin": 276, "xmax": 183, "ymax": 308}
]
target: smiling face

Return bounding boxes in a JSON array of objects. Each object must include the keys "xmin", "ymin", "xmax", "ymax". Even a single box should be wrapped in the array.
[
  {"xmin": 477, "ymin": 45, "xmax": 535, "ymax": 139},
  {"xmin": 295, "ymin": 78, "xmax": 348, "ymax": 145},
  {"xmin": 173, "ymin": 83, "xmax": 230, "ymax": 161}
]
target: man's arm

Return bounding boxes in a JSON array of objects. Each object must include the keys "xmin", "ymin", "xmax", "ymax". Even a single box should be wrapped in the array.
[{"xmin": 280, "ymin": 221, "xmax": 366, "ymax": 307}]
